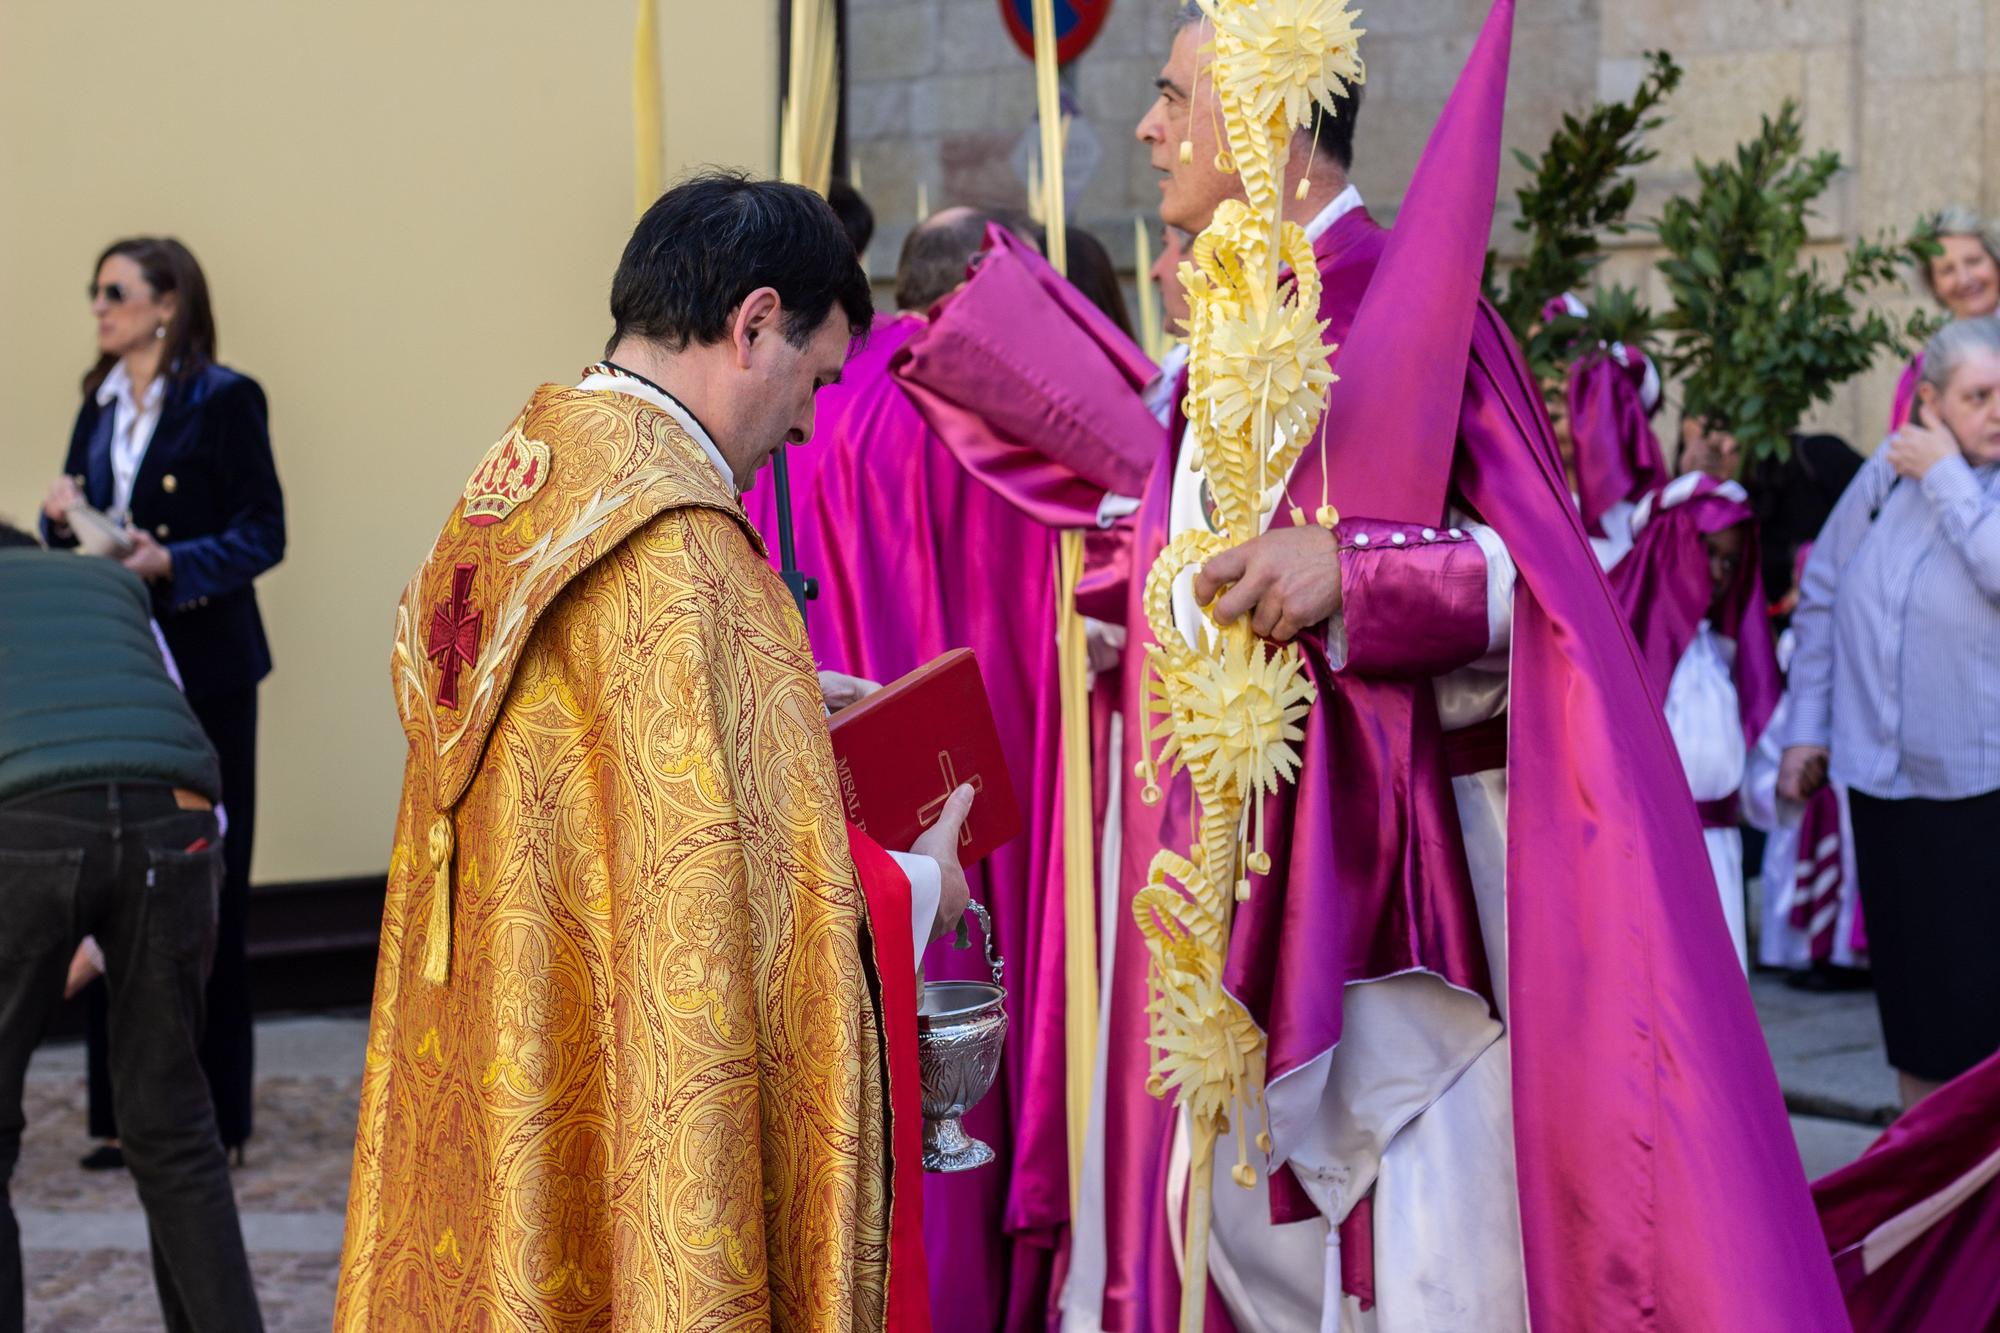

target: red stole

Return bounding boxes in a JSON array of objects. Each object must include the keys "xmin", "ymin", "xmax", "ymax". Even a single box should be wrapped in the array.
[{"xmin": 847, "ymin": 825, "xmax": 933, "ymax": 1333}]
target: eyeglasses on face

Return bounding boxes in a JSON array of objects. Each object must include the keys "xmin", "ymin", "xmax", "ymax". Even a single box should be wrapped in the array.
[{"xmin": 88, "ymin": 282, "xmax": 132, "ymax": 305}]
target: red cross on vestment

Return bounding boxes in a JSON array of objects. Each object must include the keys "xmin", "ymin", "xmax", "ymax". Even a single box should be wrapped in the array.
[
  {"xmin": 427, "ymin": 562, "xmax": 483, "ymax": 709},
  {"xmin": 917, "ymin": 751, "xmax": 984, "ymax": 846}
]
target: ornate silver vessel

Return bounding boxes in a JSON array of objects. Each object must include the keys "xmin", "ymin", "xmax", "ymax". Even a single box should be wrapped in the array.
[{"xmin": 916, "ymin": 899, "xmax": 1007, "ymax": 1172}]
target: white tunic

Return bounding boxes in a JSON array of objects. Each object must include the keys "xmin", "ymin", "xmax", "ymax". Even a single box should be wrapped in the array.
[
  {"xmin": 1589, "ymin": 496, "xmax": 1637, "ymax": 570},
  {"xmin": 1662, "ymin": 623, "xmax": 1749, "ymax": 972}
]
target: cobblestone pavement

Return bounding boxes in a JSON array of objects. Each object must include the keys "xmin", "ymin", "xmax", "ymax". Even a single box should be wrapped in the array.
[
  {"xmin": 1750, "ymin": 970, "xmax": 1901, "ymax": 1125},
  {"xmin": 16, "ymin": 1016, "xmax": 363, "ymax": 1332},
  {"xmin": 10, "ymin": 981, "xmax": 1894, "ymax": 1329}
]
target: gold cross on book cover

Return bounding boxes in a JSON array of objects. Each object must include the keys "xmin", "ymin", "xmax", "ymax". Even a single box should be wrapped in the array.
[{"xmin": 827, "ymin": 648, "xmax": 1023, "ymax": 866}]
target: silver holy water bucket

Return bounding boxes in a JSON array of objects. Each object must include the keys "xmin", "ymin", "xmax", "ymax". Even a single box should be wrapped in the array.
[{"xmin": 916, "ymin": 899, "xmax": 1007, "ymax": 1172}]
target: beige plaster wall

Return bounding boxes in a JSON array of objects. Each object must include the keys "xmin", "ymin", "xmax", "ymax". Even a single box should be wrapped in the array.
[{"xmin": 0, "ymin": 1, "xmax": 776, "ymax": 882}]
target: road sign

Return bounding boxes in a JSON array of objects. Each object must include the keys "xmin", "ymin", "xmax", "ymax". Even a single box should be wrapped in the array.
[{"xmin": 999, "ymin": 0, "xmax": 1113, "ymax": 65}]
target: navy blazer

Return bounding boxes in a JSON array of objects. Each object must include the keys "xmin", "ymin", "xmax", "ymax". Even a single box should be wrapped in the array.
[{"xmin": 45, "ymin": 364, "xmax": 286, "ymax": 695}]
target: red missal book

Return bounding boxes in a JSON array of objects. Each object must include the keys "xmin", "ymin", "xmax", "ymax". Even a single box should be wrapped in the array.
[{"xmin": 828, "ymin": 649, "xmax": 1022, "ymax": 866}]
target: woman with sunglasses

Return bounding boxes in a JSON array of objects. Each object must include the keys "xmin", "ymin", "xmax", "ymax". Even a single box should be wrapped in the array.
[{"xmin": 40, "ymin": 236, "xmax": 284, "ymax": 1164}]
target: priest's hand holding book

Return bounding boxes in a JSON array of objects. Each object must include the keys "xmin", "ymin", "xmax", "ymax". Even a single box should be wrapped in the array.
[
  {"xmin": 818, "ymin": 670, "xmax": 881, "ymax": 714},
  {"xmin": 822, "ymin": 648, "xmax": 1024, "ymax": 950},
  {"xmin": 820, "ymin": 666, "xmax": 978, "ymax": 941},
  {"xmin": 820, "ymin": 667, "xmax": 972, "ymax": 939}
]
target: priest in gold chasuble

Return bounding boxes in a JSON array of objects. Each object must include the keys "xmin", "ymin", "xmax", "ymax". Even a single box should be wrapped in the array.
[{"xmin": 336, "ymin": 175, "xmax": 959, "ymax": 1333}]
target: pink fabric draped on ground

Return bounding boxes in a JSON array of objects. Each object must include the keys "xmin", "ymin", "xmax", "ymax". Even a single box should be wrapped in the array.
[
  {"xmin": 1087, "ymin": 2, "xmax": 1846, "ymax": 1326},
  {"xmin": 744, "ymin": 241, "xmax": 1156, "ymax": 1332},
  {"xmin": 1609, "ymin": 474, "xmax": 1782, "ymax": 750},
  {"xmin": 1815, "ymin": 1049, "xmax": 2000, "ymax": 1330}
]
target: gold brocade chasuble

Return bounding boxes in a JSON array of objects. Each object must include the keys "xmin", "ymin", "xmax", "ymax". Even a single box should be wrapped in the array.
[{"xmin": 335, "ymin": 385, "xmax": 897, "ymax": 1331}]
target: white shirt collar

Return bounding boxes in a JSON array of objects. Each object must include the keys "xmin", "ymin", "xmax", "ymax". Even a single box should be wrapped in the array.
[
  {"xmin": 96, "ymin": 359, "xmax": 164, "ymax": 411},
  {"xmin": 1301, "ymin": 183, "xmax": 1364, "ymax": 245},
  {"xmin": 576, "ymin": 370, "xmax": 736, "ymax": 493},
  {"xmin": 1145, "ymin": 342, "xmax": 1192, "ymax": 426}
]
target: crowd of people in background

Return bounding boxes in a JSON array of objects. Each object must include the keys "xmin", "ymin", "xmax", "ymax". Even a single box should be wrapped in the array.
[
  {"xmin": 4, "ymin": 172, "xmax": 1999, "ymax": 1330},
  {"xmin": 759, "ymin": 171, "xmax": 2000, "ymax": 1327},
  {"xmin": 1574, "ymin": 211, "xmax": 2000, "ymax": 1136},
  {"xmin": 1542, "ymin": 206, "xmax": 2000, "ymax": 1113}
]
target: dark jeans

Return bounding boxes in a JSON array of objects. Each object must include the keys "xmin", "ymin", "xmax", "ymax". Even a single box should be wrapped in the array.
[
  {"xmin": 0, "ymin": 784, "xmax": 262, "ymax": 1333},
  {"xmin": 87, "ymin": 687, "xmax": 258, "ymax": 1150}
]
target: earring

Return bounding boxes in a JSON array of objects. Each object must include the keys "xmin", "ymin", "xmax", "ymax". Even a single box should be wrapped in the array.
[{"xmin": 154, "ymin": 324, "xmax": 167, "ymax": 340}]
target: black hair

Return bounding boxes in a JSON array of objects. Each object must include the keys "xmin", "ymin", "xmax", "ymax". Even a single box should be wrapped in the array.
[
  {"xmin": 1303, "ymin": 83, "xmax": 1364, "ymax": 173},
  {"xmin": 895, "ymin": 209, "xmax": 997, "ymax": 312},
  {"xmin": 0, "ymin": 520, "xmax": 43, "ymax": 549},
  {"xmin": 1055, "ymin": 225, "xmax": 1135, "ymax": 339},
  {"xmin": 1749, "ymin": 431, "xmax": 1862, "ymax": 601},
  {"xmin": 608, "ymin": 170, "xmax": 874, "ymax": 355},
  {"xmin": 82, "ymin": 237, "xmax": 217, "ymax": 399},
  {"xmin": 826, "ymin": 179, "xmax": 876, "ymax": 258}
]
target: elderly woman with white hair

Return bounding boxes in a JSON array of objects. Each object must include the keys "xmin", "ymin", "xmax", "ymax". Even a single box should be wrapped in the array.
[
  {"xmin": 1781, "ymin": 315, "xmax": 2000, "ymax": 1110},
  {"xmin": 1890, "ymin": 207, "xmax": 2000, "ymax": 428}
]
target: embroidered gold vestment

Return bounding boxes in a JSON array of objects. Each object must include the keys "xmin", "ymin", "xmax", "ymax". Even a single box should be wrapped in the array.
[{"xmin": 335, "ymin": 385, "xmax": 896, "ymax": 1330}]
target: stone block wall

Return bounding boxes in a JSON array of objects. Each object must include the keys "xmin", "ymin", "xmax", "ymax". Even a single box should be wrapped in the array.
[
  {"xmin": 848, "ymin": 0, "xmax": 2000, "ymax": 449},
  {"xmin": 846, "ymin": 0, "xmax": 1183, "ymax": 270}
]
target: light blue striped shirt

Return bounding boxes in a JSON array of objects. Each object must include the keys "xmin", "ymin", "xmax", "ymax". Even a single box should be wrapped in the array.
[{"xmin": 1787, "ymin": 447, "xmax": 2000, "ymax": 799}]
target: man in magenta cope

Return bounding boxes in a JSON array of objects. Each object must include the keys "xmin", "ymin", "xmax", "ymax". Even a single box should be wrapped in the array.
[{"xmin": 1067, "ymin": 4, "xmax": 1847, "ymax": 1330}]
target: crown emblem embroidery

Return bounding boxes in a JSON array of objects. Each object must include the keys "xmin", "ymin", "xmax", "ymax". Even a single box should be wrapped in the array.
[{"xmin": 461, "ymin": 425, "xmax": 551, "ymax": 527}]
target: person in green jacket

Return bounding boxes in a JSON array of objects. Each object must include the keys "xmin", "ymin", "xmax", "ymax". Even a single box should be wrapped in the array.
[{"xmin": 0, "ymin": 521, "xmax": 261, "ymax": 1333}]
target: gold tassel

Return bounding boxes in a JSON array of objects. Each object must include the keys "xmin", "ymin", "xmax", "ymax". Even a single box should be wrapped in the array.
[{"xmin": 420, "ymin": 814, "xmax": 455, "ymax": 985}]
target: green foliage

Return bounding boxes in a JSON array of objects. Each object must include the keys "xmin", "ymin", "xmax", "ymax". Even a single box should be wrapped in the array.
[
  {"xmin": 1570, "ymin": 282, "xmax": 1655, "ymax": 350},
  {"xmin": 1654, "ymin": 102, "xmax": 1940, "ymax": 466},
  {"xmin": 1529, "ymin": 284, "xmax": 1660, "ymax": 404},
  {"xmin": 1485, "ymin": 50, "xmax": 1682, "ymax": 387}
]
